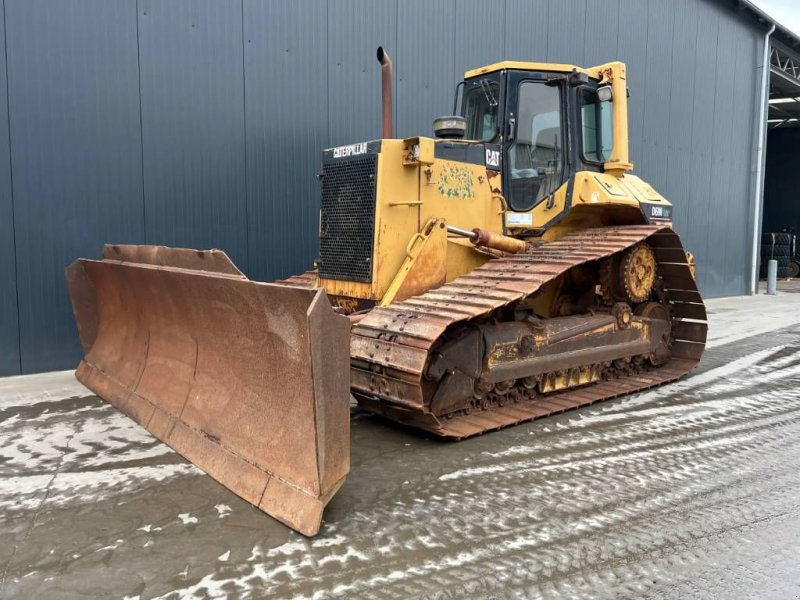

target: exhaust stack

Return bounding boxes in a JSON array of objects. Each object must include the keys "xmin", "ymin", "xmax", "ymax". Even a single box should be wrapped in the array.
[{"xmin": 376, "ymin": 46, "xmax": 393, "ymax": 138}]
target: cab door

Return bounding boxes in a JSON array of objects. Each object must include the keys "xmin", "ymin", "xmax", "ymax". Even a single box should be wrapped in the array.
[{"xmin": 503, "ymin": 73, "xmax": 568, "ymax": 212}]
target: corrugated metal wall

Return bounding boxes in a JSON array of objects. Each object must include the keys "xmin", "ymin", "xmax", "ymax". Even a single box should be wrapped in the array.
[
  {"xmin": 0, "ymin": 0, "xmax": 765, "ymax": 375},
  {"xmin": 3, "ymin": 0, "xmax": 145, "ymax": 375},
  {"xmin": 0, "ymin": 0, "xmax": 16, "ymax": 376}
]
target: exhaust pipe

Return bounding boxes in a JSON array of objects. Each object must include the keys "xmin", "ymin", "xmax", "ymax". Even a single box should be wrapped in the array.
[{"xmin": 376, "ymin": 46, "xmax": 393, "ymax": 138}]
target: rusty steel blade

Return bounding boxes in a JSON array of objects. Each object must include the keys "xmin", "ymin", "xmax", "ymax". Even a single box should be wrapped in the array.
[{"xmin": 65, "ymin": 246, "xmax": 350, "ymax": 536}]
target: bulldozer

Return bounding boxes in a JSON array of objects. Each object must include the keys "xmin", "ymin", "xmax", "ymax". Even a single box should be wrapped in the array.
[{"xmin": 66, "ymin": 48, "xmax": 706, "ymax": 536}]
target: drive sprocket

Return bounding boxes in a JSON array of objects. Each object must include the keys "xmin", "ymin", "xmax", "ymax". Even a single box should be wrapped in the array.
[
  {"xmin": 620, "ymin": 243, "xmax": 657, "ymax": 303},
  {"xmin": 600, "ymin": 242, "xmax": 657, "ymax": 304}
]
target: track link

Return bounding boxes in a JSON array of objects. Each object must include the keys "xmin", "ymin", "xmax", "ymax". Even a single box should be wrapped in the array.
[{"xmin": 348, "ymin": 225, "xmax": 707, "ymax": 438}]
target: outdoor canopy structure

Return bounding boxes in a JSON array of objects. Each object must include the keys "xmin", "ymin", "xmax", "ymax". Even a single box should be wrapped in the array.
[
  {"xmin": 0, "ymin": 0, "xmax": 799, "ymax": 376},
  {"xmin": 768, "ymin": 42, "xmax": 800, "ymax": 128}
]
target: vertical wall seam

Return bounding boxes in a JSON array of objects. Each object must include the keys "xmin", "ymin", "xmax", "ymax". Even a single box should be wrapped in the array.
[
  {"xmin": 545, "ymin": 0, "xmax": 549, "ymax": 61},
  {"xmin": 701, "ymin": 14, "xmax": 722, "ymax": 283},
  {"xmin": 583, "ymin": 0, "xmax": 588, "ymax": 64},
  {"xmin": 661, "ymin": 3, "xmax": 675, "ymax": 188},
  {"xmin": 135, "ymin": 0, "xmax": 147, "ymax": 244},
  {"xmin": 452, "ymin": 0, "xmax": 456, "ymax": 85},
  {"xmin": 502, "ymin": 0, "xmax": 507, "ymax": 58},
  {"xmin": 616, "ymin": 0, "xmax": 621, "ymax": 58},
  {"xmin": 684, "ymin": 4, "xmax": 701, "ymax": 231},
  {"xmin": 394, "ymin": 0, "xmax": 399, "ymax": 135},
  {"xmin": 325, "ymin": 0, "xmax": 330, "ymax": 148},
  {"xmin": 240, "ymin": 0, "xmax": 250, "ymax": 274},
  {"xmin": 724, "ymin": 32, "xmax": 746, "ymax": 278},
  {"xmin": 2, "ymin": 0, "xmax": 20, "ymax": 374},
  {"xmin": 640, "ymin": 0, "xmax": 651, "ymax": 169},
  {"xmin": 662, "ymin": 2, "xmax": 675, "ymax": 198}
]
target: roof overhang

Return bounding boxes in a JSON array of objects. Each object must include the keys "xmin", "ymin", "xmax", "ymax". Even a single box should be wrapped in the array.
[
  {"xmin": 733, "ymin": 0, "xmax": 800, "ymax": 49},
  {"xmin": 728, "ymin": 2, "xmax": 800, "ymax": 128},
  {"xmin": 464, "ymin": 61, "xmax": 589, "ymax": 79},
  {"xmin": 769, "ymin": 41, "xmax": 800, "ymax": 128}
]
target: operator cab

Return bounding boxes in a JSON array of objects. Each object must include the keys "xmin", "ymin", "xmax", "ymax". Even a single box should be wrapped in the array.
[{"xmin": 447, "ymin": 66, "xmax": 615, "ymax": 212}]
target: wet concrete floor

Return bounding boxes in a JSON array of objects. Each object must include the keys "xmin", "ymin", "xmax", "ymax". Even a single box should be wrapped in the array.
[{"xmin": 2, "ymin": 289, "xmax": 800, "ymax": 599}]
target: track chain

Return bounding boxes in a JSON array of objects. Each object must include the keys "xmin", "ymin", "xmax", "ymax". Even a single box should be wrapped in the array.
[{"xmin": 277, "ymin": 225, "xmax": 707, "ymax": 438}]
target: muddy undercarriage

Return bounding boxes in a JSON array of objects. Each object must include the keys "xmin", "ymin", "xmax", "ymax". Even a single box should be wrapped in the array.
[{"xmin": 349, "ymin": 225, "xmax": 707, "ymax": 437}]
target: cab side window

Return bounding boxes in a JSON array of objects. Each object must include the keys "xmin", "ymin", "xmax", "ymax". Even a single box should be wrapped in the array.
[
  {"xmin": 580, "ymin": 88, "xmax": 614, "ymax": 163},
  {"xmin": 464, "ymin": 81, "xmax": 500, "ymax": 142},
  {"xmin": 507, "ymin": 81, "xmax": 563, "ymax": 210}
]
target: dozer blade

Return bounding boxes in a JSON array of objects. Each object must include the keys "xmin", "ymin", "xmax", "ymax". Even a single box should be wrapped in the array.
[{"xmin": 65, "ymin": 245, "xmax": 350, "ymax": 536}]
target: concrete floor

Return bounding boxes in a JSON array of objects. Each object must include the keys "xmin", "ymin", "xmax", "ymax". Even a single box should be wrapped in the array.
[{"xmin": 2, "ymin": 283, "xmax": 800, "ymax": 599}]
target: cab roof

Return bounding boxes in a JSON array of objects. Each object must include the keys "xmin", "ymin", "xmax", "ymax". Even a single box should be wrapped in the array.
[{"xmin": 464, "ymin": 61, "xmax": 596, "ymax": 80}]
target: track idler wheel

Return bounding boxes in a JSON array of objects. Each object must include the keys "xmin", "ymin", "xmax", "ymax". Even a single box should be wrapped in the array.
[
  {"xmin": 611, "ymin": 303, "xmax": 633, "ymax": 329},
  {"xmin": 635, "ymin": 301, "xmax": 672, "ymax": 366}
]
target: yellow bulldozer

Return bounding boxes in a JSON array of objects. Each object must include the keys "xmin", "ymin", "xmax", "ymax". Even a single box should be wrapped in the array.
[{"xmin": 66, "ymin": 48, "xmax": 706, "ymax": 536}]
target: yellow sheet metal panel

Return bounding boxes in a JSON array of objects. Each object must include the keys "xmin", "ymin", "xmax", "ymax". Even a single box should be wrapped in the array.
[
  {"xmin": 465, "ymin": 61, "xmax": 588, "ymax": 79},
  {"xmin": 465, "ymin": 60, "xmax": 624, "ymax": 81},
  {"xmin": 619, "ymin": 175, "xmax": 668, "ymax": 203},
  {"xmin": 419, "ymin": 158, "xmax": 503, "ymax": 236},
  {"xmin": 402, "ymin": 136, "xmax": 435, "ymax": 165},
  {"xmin": 445, "ymin": 238, "xmax": 492, "ymax": 281},
  {"xmin": 506, "ymin": 170, "xmax": 668, "ymax": 242},
  {"xmin": 596, "ymin": 62, "xmax": 633, "ymax": 174},
  {"xmin": 317, "ymin": 140, "xmax": 421, "ymax": 302},
  {"xmin": 381, "ymin": 218, "xmax": 448, "ymax": 305},
  {"xmin": 502, "ymin": 180, "xmax": 569, "ymax": 232},
  {"xmin": 317, "ymin": 140, "xmax": 504, "ymax": 303},
  {"xmin": 373, "ymin": 140, "xmax": 425, "ymax": 299},
  {"xmin": 573, "ymin": 173, "xmax": 640, "ymax": 207},
  {"xmin": 318, "ymin": 279, "xmax": 374, "ymax": 303}
]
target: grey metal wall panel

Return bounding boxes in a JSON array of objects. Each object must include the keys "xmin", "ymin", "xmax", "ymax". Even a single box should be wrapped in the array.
[
  {"xmin": 704, "ymin": 12, "xmax": 739, "ymax": 295},
  {"xmin": 244, "ymin": 0, "xmax": 327, "ymax": 281},
  {"xmin": 685, "ymin": 1, "xmax": 720, "ymax": 295},
  {"xmin": 584, "ymin": 0, "xmax": 621, "ymax": 66},
  {"xmin": 547, "ymin": 0, "xmax": 587, "ymax": 64},
  {"xmin": 327, "ymin": 0, "xmax": 396, "ymax": 147},
  {"xmin": 616, "ymin": 0, "xmax": 649, "ymax": 168},
  {"xmin": 454, "ymin": 0, "xmax": 504, "ymax": 83},
  {"xmin": 504, "ymin": 0, "xmax": 549, "ymax": 60},
  {"xmin": 639, "ymin": 0, "xmax": 675, "ymax": 191},
  {"xmin": 138, "ymin": 0, "xmax": 248, "ymax": 268},
  {"xmin": 6, "ymin": 0, "xmax": 144, "ymax": 373},
  {"xmin": 0, "ymin": 0, "xmax": 18, "ymax": 376},
  {"xmin": 0, "ymin": 0, "xmax": 770, "ymax": 374},
  {"xmin": 396, "ymin": 0, "xmax": 455, "ymax": 138},
  {"xmin": 720, "ymin": 13, "xmax": 760, "ymax": 297},
  {"xmin": 663, "ymin": 0, "xmax": 700, "ymax": 235}
]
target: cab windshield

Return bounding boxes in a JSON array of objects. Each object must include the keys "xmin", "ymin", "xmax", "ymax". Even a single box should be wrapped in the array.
[{"xmin": 463, "ymin": 79, "xmax": 500, "ymax": 141}]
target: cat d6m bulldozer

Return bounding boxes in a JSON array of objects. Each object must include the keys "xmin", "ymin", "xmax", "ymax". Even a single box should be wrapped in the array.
[{"xmin": 66, "ymin": 48, "xmax": 706, "ymax": 536}]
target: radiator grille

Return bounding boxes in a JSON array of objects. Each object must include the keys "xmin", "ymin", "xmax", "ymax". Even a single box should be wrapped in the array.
[{"xmin": 319, "ymin": 154, "xmax": 377, "ymax": 282}]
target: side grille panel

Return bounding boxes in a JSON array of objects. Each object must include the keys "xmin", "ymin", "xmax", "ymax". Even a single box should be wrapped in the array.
[{"xmin": 319, "ymin": 155, "xmax": 378, "ymax": 283}]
